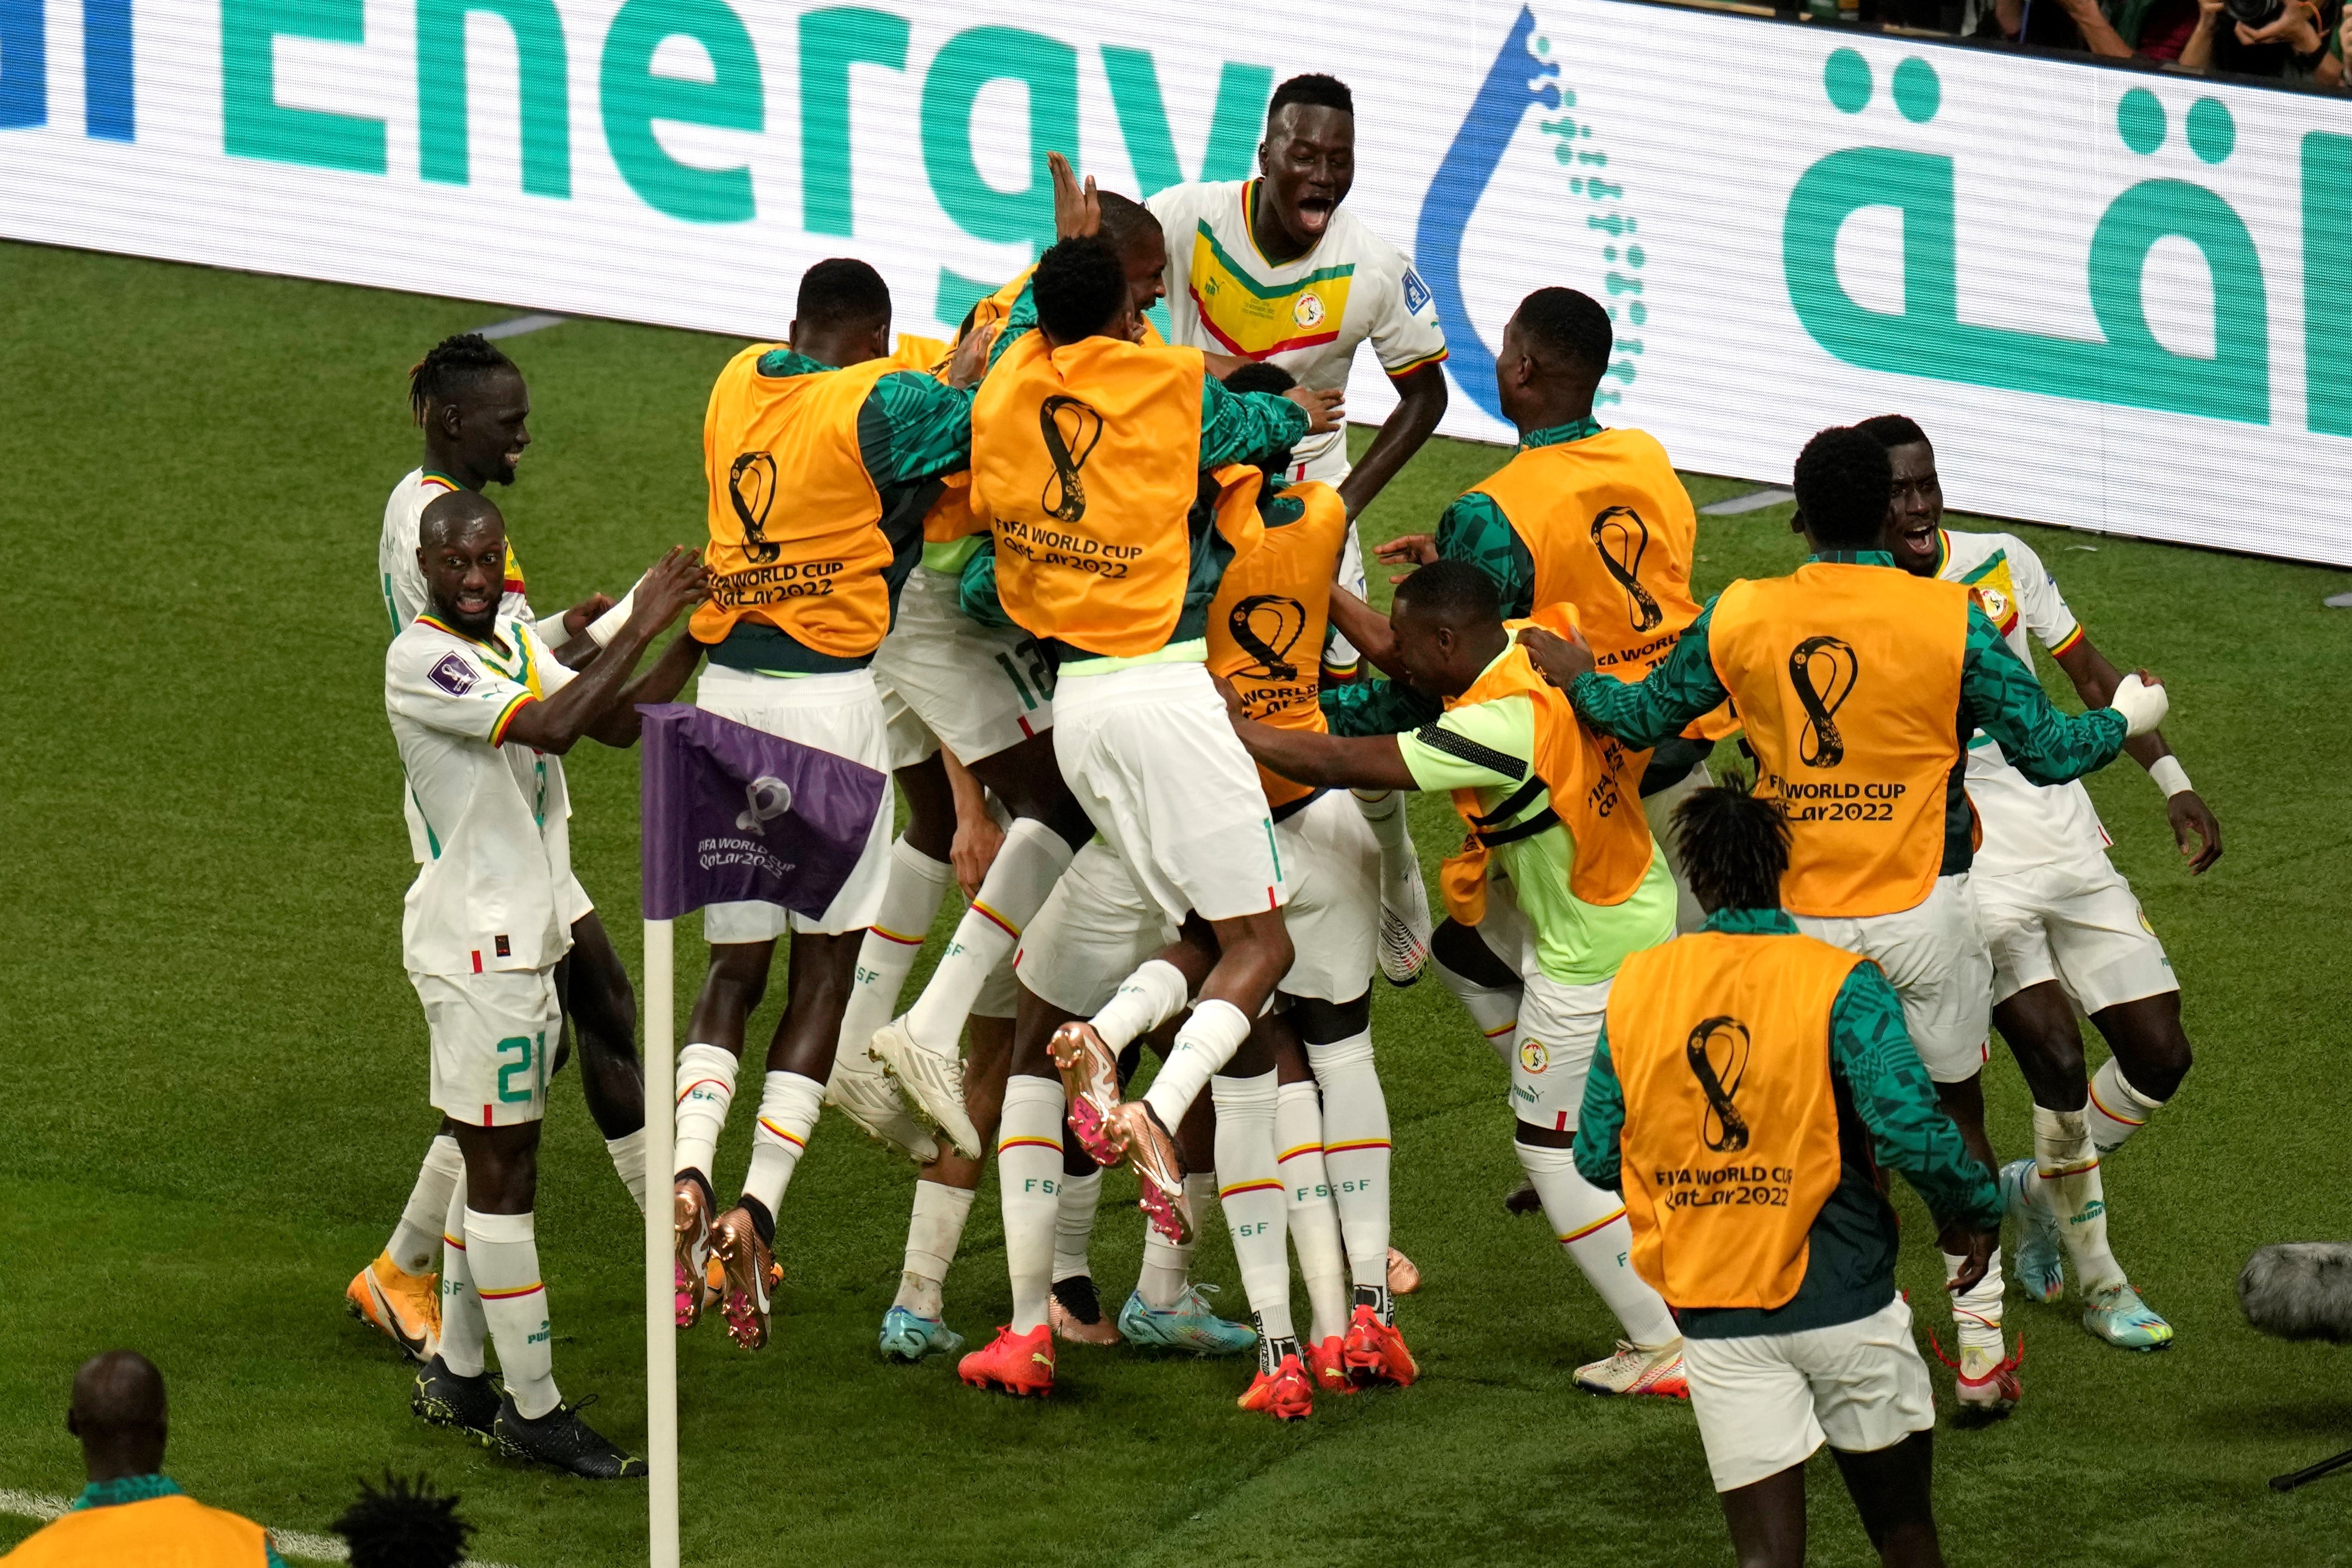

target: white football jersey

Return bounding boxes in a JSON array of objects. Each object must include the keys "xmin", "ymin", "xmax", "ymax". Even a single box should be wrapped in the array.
[
  {"xmin": 386, "ymin": 612, "xmax": 576, "ymax": 978},
  {"xmin": 1147, "ymin": 179, "xmax": 1445, "ymax": 484},
  {"xmin": 1937, "ymin": 528, "xmax": 2112, "ymax": 878}
]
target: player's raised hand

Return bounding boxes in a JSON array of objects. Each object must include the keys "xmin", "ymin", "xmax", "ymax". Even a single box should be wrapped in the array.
[
  {"xmin": 1287, "ymin": 385, "xmax": 1345, "ymax": 435},
  {"xmin": 1048, "ymin": 151, "xmax": 1100, "ymax": 240},
  {"xmin": 2108, "ymin": 669, "xmax": 2169, "ymax": 737},
  {"xmin": 1518, "ymin": 623, "xmax": 1595, "ymax": 689},
  {"xmin": 632, "ymin": 545, "xmax": 708, "ymax": 632},
  {"xmin": 2169, "ymin": 789, "xmax": 2223, "ymax": 874},
  {"xmin": 1376, "ymin": 533, "xmax": 1439, "ymax": 582},
  {"xmin": 947, "ymin": 321, "xmax": 997, "ymax": 389}
]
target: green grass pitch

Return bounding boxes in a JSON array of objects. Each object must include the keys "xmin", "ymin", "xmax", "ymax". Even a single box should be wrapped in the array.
[{"xmin": 4, "ymin": 237, "xmax": 2351, "ymax": 1567}]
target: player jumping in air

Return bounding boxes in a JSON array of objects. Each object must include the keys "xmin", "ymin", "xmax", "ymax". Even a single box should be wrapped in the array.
[
  {"xmin": 387, "ymin": 491, "xmax": 704, "ymax": 1476},
  {"xmin": 352, "ymin": 333, "xmax": 650, "ymax": 1368},
  {"xmin": 1528, "ymin": 426, "xmax": 2169, "ymax": 1411},
  {"xmin": 1863, "ymin": 413, "xmax": 2217, "ymax": 1351},
  {"xmin": 1149, "ymin": 73, "xmax": 1449, "ymax": 984}
]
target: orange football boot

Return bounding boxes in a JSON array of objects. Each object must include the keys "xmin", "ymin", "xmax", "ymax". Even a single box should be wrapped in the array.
[
  {"xmin": 347, "ymin": 1252, "xmax": 441, "ymax": 1364},
  {"xmin": 959, "ymin": 1324, "xmax": 1055, "ymax": 1398}
]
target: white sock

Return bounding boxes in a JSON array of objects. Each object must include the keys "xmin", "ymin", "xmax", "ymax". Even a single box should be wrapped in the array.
[
  {"xmin": 1944, "ymin": 1246, "xmax": 2007, "ymax": 1354},
  {"xmin": 1433, "ymin": 956, "xmax": 1521, "ymax": 1067},
  {"xmin": 437, "ymin": 1174, "xmax": 487, "ymax": 1378},
  {"xmin": 388, "ymin": 1134, "xmax": 464, "ymax": 1275},
  {"xmin": 741, "ymin": 1072, "xmax": 824, "ymax": 1215},
  {"xmin": 892, "ymin": 1179, "xmax": 977, "ymax": 1319},
  {"xmin": 2027, "ymin": 1106, "xmax": 2124, "ymax": 1291},
  {"xmin": 1142, "ymin": 999, "xmax": 1253, "ymax": 1131},
  {"xmin": 672, "ymin": 1043, "xmax": 740, "ymax": 1183},
  {"xmin": 1306, "ymin": 1031, "xmax": 1391, "ymax": 1293},
  {"xmin": 1212, "ymin": 1072, "xmax": 1294, "ymax": 1362},
  {"xmin": 907, "ymin": 821, "xmax": 1075, "ymax": 1053},
  {"xmin": 1518, "ymin": 1140, "xmax": 1678, "ymax": 1348},
  {"xmin": 1089, "ymin": 959, "xmax": 1192, "ymax": 1053},
  {"xmin": 1353, "ymin": 786, "xmax": 1412, "ymax": 859},
  {"xmin": 465, "ymin": 1207, "xmax": 559, "ymax": 1419},
  {"xmin": 1136, "ymin": 1172, "xmax": 1213, "ymax": 1308},
  {"xmin": 997, "ymin": 1075, "xmax": 1065, "ymax": 1334},
  {"xmin": 841, "ymin": 837, "xmax": 955, "ymax": 1058},
  {"xmin": 1052, "ymin": 1169, "xmax": 1104, "ymax": 1283},
  {"xmin": 1276, "ymin": 1081, "xmax": 1350, "ymax": 1345},
  {"xmin": 605, "ymin": 1130, "xmax": 647, "ymax": 1215},
  {"xmin": 2087, "ymin": 1058, "xmax": 2167, "ymax": 1155}
]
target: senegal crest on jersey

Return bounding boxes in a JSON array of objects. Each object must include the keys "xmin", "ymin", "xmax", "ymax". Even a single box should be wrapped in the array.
[
  {"xmin": 1960, "ymin": 551, "xmax": 2021, "ymax": 637},
  {"xmin": 1188, "ymin": 222, "xmax": 1354, "ymax": 358}
]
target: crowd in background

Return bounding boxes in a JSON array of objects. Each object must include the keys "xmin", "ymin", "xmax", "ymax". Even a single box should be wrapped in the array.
[{"xmin": 1690, "ymin": 0, "xmax": 2350, "ymax": 89}]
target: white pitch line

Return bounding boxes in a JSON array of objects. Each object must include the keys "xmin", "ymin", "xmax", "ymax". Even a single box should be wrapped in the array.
[
  {"xmin": 1699, "ymin": 486, "xmax": 1796, "ymax": 516},
  {"xmin": 1, "ymin": 1488, "xmax": 516, "ymax": 1567},
  {"xmin": 472, "ymin": 312, "xmax": 567, "ymax": 340}
]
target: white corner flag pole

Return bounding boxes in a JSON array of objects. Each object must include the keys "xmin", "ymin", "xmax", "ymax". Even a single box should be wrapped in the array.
[{"xmin": 643, "ymin": 916, "xmax": 680, "ymax": 1568}]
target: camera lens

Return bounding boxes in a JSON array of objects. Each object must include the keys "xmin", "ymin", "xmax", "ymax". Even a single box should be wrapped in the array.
[{"xmin": 2223, "ymin": 0, "xmax": 2283, "ymax": 25}]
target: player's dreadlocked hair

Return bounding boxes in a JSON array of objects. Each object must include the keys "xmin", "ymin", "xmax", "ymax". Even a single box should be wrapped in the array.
[
  {"xmin": 408, "ymin": 333, "xmax": 515, "ymax": 427},
  {"xmin": 333, "ymin": 1471, "xmax": 473, "ymax": 1568},
  {"xmin": 1033, "ymin": 236, "xmax": 1128, "ymax": 343},
  {"xmin": 1513, "ymin": 287, "xmax": 1612, "ymax": 380},
  {"xmin": 1855, "ymin": 413, "xmax": 1930, "ymax": 451},
  {"xmin": 1394, "ymin": 558, "xmax": 1501, "ymax": 627},
  {"xmin": 1268, "ymin": 73, "xmax": 1353, "ymax": 120},
  {"xmin": 1792, "ymin": 425, "xmax": 1894, "ymax": 549},
  {"xmin": 1670, "ymin": 775, "xmax": 1790, "ymax": 915}
]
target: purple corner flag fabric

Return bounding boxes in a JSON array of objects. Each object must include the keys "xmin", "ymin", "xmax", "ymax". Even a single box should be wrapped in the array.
[{"xmin": 638, "ymin": 703, "xmax": 887, "ymax": 921}]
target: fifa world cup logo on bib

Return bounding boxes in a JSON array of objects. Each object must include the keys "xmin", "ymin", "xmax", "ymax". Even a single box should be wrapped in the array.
[
  {"xmin": 1229, "ymin": 594, "xmax": 1306, "ymax": 680},
  {"xmin": 1685, "ymin": 1015, "xmax": 1752, "ymax": 1153},
  {"xmin": 1788, "ymin": 635, "xmax": 1859, "ymax": 768},
  {"xmin": 1591, "ymin": 506, "xmax": 1663, "ymax": 632},
  {"xmin": 1038, "ymin": 396, "xmax": 1104, "ymax": 522},
  {"xmin": 729, "ymin": 451, "xmax": 781, "ymax": 564}
]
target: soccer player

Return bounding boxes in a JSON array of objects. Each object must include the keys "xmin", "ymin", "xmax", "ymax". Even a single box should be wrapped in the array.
[
  {"xmin": 850, "ymin": 181, "xmax": 1170, "ymax": 1163},
  {"xmin": 1227, "ymin": 561, "xmax": 1690, "ymax": 1398},
  {"xmin": 1204, "ymin": 363, "xmax": 1410, "ymax": 1391},
  {"xmin": 669, "ymin": 259, "xmax": 992, "ymax": 1353},
  {"xmin": 950, "ymin": 233, "xmax": 1337, "ymax": 1408},
  {"xmin": 1863, "ymin": 414, "xmax": 2218, "ymax": 1350},
  {"xmin": 1577, "ymin": 785, "xmax": 2002, "ymax": 1568},
  {"xmin": 389, "ymin": 490, "xmax": 705, "ymax": 1476},
  {"xmin": 1147, "ymin": 74, "xmax": 1449, "ymax": 983},
  {"xmin": 353, "ymin": 333, "xmax": 648, "ymax": 1369},
  {"xmin": 1530, "ymin": 426, "xmax": 2170, "ymax": 1410}
]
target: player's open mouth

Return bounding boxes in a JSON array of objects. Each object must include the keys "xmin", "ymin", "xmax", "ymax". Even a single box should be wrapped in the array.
[
  {"xmin": 1297, "ymin": 198, "xmax": 1334, "ymax": 233},
  {"xmin": 1895, "ymin": 522, "xmax": 1936, "ymax": 558}
]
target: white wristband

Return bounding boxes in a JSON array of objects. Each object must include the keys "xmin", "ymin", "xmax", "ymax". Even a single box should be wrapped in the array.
[
  {"xmin": 2147, "ymin": 754, "xmax": 2192, "ymax": 798},
  {"xmin": 2107, "ymin": 672, "xmax": 2170, "ymax": 739},
  {"xmin": 586, "ymin": 576, "xmax": 647, "ymax": 648}
]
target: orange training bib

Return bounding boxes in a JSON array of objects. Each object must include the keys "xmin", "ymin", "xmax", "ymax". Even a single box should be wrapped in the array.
[{"xmin": 1206, "ymin": 477, "xmax": 1348, "ymax": 809}]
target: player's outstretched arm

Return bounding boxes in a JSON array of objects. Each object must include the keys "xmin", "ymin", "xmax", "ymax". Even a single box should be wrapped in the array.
[
  {"xmin": 582, "ymin": 628, "xmax": 706, "ymax": 750},
  {"xmin": 1961, "ymin": 608, "xmax": 2145, "ymax": 785},
  {"xmin": 1337, "ymin": 363, "xmax": 1447, "ymax": 521},
  {"xmin": 1216, "ymin": 675, "xmax": 1415, "ymax": 790},
  {"xmin": 1531, "ymin": 611, "xmax": 1727, "ymax": 751},
  {"xmin": 2051, "ymin": 632, "xmax": 2221, "ymax": 873},
  {"xmin": 1324, "ymin": 584, "xmax": 1403, "ymax": 679},
  {"xmin": 502, "ymin": 546, "xmax": 706, "ymax": 756}
]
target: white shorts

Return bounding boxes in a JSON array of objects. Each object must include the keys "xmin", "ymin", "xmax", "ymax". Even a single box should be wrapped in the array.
[
  {"xmin": 1641, "ymin": 760, "xmax": 1711, "ymax": 936},
  {"xmin": 1014, "ymin": 839, "xmax": 1177, "ymax": 1016},
  {"xmin": 874, "ymin": 568, "xmax": 1055, "ymax": 771},
  {"xmin": 1682, "ymin": 1296, "xmax": 1937, "ymax": 1493},
  {"xmin": 414, "ymin": 967, "xmax": 563, "ymax": 1129},
  {"xmin": 1052, "ymin": 659, "xmax": 1287, "ymax": 926},
  {"xmin": 1274, "ymin": 789, "xmax": 1380, "ymax": 1005},
  {"xmin": 1795, "ymin": 875, "xmax": 1993, "ymax": 1083},
  {"xmin": 1973, "ymin": 856, "xmax": 2177, "ymax": 1014},
  {"xmin": 1511, "ymin": 971, "xmax": 1612, "ymax": 1131},
  {"xmin": 695, "ymin": 665, "xmax": 894, "ymax": 940}
]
